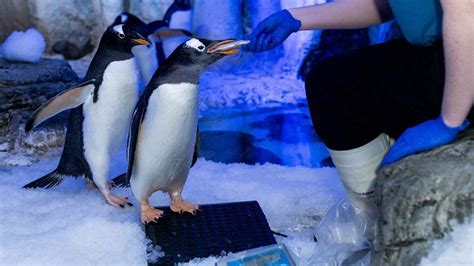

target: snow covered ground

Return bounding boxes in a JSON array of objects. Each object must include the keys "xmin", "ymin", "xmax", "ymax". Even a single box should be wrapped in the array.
[
  {"xmin": 420, "ymin": 221, "xmax": 474, "ymax": 266},
  {"xmin": 1, "ymin": 148, "xmax": 472, "ymax": 265},
  {"xmin": 0, "ymin": 147, "xmax": 344, "ymax": 265}
]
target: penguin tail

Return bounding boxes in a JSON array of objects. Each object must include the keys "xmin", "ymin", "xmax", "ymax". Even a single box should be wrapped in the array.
[
  {"xmin": 23, "ymin": 170, "xmax": 65, "ymax": 189},
  {"xmin": 111, "ymin": 173, "xmax": 130, "ymax": 188}
]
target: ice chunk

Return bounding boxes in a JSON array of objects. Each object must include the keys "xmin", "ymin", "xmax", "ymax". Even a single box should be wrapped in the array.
[{"xmin": 2, "ymin": 28, "xmax": 46, "ymax": 63}]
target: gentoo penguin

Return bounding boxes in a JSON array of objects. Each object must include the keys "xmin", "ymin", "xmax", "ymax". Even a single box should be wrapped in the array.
[
  {"xmin": 23, "ymin": 24, "xmax": 150, "ymax": 208},
  {"xmin": 123, "ymin": 38, "xmax": 247, "ymax": 223}
]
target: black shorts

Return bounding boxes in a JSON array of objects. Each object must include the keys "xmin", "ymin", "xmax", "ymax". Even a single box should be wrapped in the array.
[{"xmin": 305, "ymin": 39, "xmax": 473, "ymax": 151}]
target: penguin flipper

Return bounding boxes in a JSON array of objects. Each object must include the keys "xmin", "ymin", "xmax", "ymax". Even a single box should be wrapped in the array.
[
  {"xmin": 125, "ymin": 97, "xmax": 149, "ymax": 185},
  {"xmin": 23, "ymin": 170, "xmax": 65, "ymax": 189},
  {"xmin": 154, "ymin": 28, "xmax": 192, "ymax": 40},
  {"xmin": 191, "ymin": 127, "xmax": 199, "ymax": 167},
  {"xmin": 25, "ymin": 80, "xmax": 96, "ymax": 132}
]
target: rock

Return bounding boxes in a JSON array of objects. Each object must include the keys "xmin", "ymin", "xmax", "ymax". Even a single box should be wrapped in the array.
[
  {"xmin": 52, "ymin": 34, "xmax": 94, "ymax": 60},
  {"xmin": 0, "ymin": 0, "xmax": 33, "ymax": 41},
  {"xmin": 0, "ymin": 0, "xmax": 174, "ymax": 55},
  {"xmin": 0, "ymin": 0, "xmax": 104, "ymax": 54},
  {"xmin": 371, "ymin": 129, "xmax": 474, "ymax": 265},
  {"xmin": 128, "ymin": 0, "xmax": 174, "ymax": 24},
  {"xmin": 94, "ymin": 0, "xmax": 126, "ymax": 27},
  {"xmin": 0, "ymin": 58, "xmax": 79, "ymax": 164}
]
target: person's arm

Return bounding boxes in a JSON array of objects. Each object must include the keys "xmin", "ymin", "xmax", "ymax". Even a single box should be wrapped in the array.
[
  {"xmin": 439, "ymin": 0, "xmax": 474, "ymax": 126},
  {"xmin": 245, "ymin": 0, "xmax": 393, "ymax": 52},
  {"xmin": 381, "ymin": 0, "xmax": 473, "ymax": 166},
  {"xmin": 289, "ymin": 0, "xmax": 393, "ymax": 31}
]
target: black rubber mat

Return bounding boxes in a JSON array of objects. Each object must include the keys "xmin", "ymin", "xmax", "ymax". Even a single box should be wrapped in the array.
[{"xmin": 146, "ymin": 201, "xmax": 277, "ymax": 265}]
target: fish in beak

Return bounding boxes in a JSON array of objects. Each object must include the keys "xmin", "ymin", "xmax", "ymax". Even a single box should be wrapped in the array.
[{"xmin": 207, "ymin": 39, "xmax": 250, "ymax": 55}]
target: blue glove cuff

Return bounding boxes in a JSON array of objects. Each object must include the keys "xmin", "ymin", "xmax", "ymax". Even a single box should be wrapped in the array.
[
  {"xmin": 282, "ymin": 9, "xmax": 302, "ymax": 33},
  {"xmin": 440, "ymin": 116, "xmax": 470, "ymax": 132}
]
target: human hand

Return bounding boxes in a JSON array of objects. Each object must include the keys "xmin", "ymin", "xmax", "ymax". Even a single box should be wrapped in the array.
[
  {"xmin": 381, "ymin": 116, "xmax": 470, "ymax": 166},
  {"xmin": 244, "ymin": 9, "xmax": 301, "ymax": 53}
]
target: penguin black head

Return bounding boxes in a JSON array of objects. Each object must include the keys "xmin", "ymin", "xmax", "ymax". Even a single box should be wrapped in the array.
[
  {"xmin": 113, "ymin": 12, "xmax": 145, "ymax": 28},
  {"xmin": 170, "ymin": 37, "xmax": 244, "ymax": 68},
  {"xmin": 174, "ymin": 0, "xmax": 192, "ymax": 10},
  {"xmin": 112, "ymin": 12, "xmax": 155, "ymax": 37},
  {"xmin": 102, "ymin": 23, "xmax": 151, "ymax": 52}
]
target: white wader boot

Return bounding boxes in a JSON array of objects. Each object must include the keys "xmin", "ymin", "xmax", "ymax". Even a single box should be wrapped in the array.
[
  {"xmin": 328, "ymin": 133, "xmax": 392, "ymax": 221},
  {"xmin": 309, "ymin": 134, "xmax": 392, "ymax": 265},
  {"xmin": 308, "ymin": 134, "xmax": 390, "ymax": 265}
]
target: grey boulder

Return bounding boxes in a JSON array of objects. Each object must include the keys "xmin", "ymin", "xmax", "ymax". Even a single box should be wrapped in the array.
[{"xmin": 372, "ymin": 129, "xmax": 474, "ymax": 265}]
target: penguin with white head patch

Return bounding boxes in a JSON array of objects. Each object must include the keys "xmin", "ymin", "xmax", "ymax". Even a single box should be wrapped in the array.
[
  {"xmin": 120, "ymin": 37, "xmax": 248, "ymax": 223},
  {"xmin": 23, "ymin": 23, "xmax": 150, "ymax": 208}
]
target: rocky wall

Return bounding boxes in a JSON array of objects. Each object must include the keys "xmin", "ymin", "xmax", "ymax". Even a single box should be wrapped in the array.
[
  {"xmin": 0, "ymin": 58, "xmax": 79, "ymax": 165},
  {"xmin": 0, "ymin": 0, "xmax": 173, "ymax": 54}
]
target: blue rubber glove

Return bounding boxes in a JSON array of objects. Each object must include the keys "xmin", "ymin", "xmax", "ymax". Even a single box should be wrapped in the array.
[
  {"xmin": 381, "ymin": 116, "xmax": 470, "ymax": 166},
  {"xmin": 244, "ymin": 10, "xmax": 301, "ymax": 53}
]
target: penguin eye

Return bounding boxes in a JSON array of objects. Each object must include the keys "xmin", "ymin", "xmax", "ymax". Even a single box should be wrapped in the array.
[{"xmin": 113, "ymin": 24, "xmax": 126, "ymax": 40}]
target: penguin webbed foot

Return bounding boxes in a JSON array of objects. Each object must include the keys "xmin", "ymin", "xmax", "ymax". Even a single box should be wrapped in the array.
[
  {"xmin": 100, "ymin": 188, "xmax": 131, "ymax": 208},
  {"xmin": 170, "ymin": 195, "xmax": 199, "ymax": 215},
  {"xmin": 140, "ymin": 203, "xmax": 163, "ymax": 224}
]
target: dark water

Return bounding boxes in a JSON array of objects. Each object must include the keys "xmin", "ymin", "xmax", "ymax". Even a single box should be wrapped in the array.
[{"xmin": 198, "ymin": 104, "xmax": 332, "ymax": 167}]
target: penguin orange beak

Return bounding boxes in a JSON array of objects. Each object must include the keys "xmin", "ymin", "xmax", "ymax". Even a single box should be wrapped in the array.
[
  {"xmin": 207, "ymin": 39, "xmax": 250, "ymax": 55},
  {"xmin": 132, "ymin": 38, "xmax": 151, "ymax": 46}
]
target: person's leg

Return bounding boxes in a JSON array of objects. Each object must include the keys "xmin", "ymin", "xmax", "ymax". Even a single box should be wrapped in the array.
[
  {"xmin": 306, "ymin": 40, "xmax": 445, "ymax": 150},
  {"xmin": 305, "ymin": 40, "xmax": 445, "ymax": 217}
]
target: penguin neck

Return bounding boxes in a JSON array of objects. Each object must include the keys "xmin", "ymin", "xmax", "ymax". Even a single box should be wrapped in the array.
[
  {"xmin": 154, "ymin": 60, "xmax": 204, "ymax": 86},
  {"xmin": 83, "ymin": 44, "xmax": 134, "ymax": 81}
]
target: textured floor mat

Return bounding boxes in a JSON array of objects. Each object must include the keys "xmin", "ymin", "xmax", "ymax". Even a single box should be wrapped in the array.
[{"xmin": 145, "ymin": 201, "xmax": 276, "ymax": 265}]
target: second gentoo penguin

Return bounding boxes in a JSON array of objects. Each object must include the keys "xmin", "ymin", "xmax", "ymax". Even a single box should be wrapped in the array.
[
  {"xmin": 122, "ymin": 38, "xmax": 248, "ymax": 223},
  {"xmin": 23, "ymin": 24, "xmax": 150, "ymax": 208}
]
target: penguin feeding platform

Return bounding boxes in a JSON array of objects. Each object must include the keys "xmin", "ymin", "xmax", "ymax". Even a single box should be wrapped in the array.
[{"xmin": 145, "ymin": 201, "xmax": 277, "ymax": 265}]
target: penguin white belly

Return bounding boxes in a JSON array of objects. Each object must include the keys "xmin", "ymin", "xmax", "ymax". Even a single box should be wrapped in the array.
[
  {"xmin": 130, "ymin": 82, "xmax": 198, "ymax": 201},
  {"xmin": 83, "ymin": 58, "xmax": 139, "ymax": 187}
]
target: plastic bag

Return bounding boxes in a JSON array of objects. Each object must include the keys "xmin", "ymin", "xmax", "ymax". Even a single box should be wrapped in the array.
[{"xmin": 308, "ymin": 199, "xmax": 375, "ymax": 265}]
